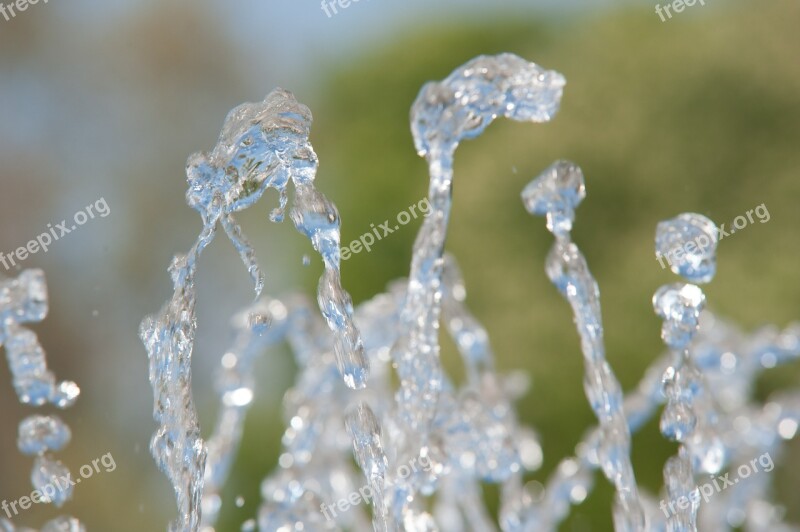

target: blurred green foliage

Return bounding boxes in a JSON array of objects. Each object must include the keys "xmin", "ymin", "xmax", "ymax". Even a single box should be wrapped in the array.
[{"xmin": 220, "ymin": 2, "xmax": 800, "ymax": 530}]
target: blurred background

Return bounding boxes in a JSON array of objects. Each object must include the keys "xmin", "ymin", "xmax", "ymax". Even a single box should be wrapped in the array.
[{"xmin": 0, "ymin": 0, "xmax": 799, "ymax": 530}]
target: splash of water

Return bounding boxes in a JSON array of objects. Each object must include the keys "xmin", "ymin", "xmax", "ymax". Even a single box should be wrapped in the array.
[
  {"xmin": 0, "ymin": 270, "xmax": 83, "ymax": 531},
  {"xmin": 141, "ymin": 89, "xmax": 366, "ymax": 531},
  {"xmin": 134, "ymin": 54, "xmax": 800, "ymax": 532},
  {"xmin": 2, "ymin": 53, "xmax": 797, "ymax": 532},
  {"xmin": 522, "ymin": 160, "xmax": 646, "ymax": 531},
  {"xmin": 396, "ymin": 51, "xmax": 565, "ymax": 447},
  {"xmin": 246, "ymin": 251, "xmax": 532, "ymax": 531},
  {"xmin": 653, "ymin": 214, "xmax": 725, "ymax": 532}
]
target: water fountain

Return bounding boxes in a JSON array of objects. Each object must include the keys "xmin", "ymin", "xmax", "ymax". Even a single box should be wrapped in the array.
[{"xmin": 2, "ymin": 53, "xmax": 797, "ymax": 532}]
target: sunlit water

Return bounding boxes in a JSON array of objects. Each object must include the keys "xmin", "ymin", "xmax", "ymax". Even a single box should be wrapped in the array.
[{"xmin": 2, "ymin": 54, "xmax": 798, "ymax": 532}]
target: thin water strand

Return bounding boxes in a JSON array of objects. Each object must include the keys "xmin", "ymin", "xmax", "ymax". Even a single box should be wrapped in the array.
[
  {"xmin": 653, "ymin": 213, "xmax": 724, "ymax": 532},
  {"xmin": 397, "ymin": 51, "xmax": 565, "ymax": 446},
  {"xmin": 522, "ymin": 160, "xmax": 645, "ymax": 531}
]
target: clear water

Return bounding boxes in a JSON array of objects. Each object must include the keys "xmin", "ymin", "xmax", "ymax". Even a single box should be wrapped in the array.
[
  {"xmin": 137, "ymin": 54, "xmax": 800, "ymax": 532},
  {"xmin": 140, "ymin": 89, "xmax": 366, "ymax": 531},
  {"xmin": 2, "ymin": 53, "xmax": 796, "ymax": 532},
  {"xmin": 0, "ymin": 270, "xmax": 84, "ymax": 531}
]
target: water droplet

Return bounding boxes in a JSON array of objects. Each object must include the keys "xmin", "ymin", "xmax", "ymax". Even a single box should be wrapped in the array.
[
  {"xmin": 521, "ymin": 160, "xmax": 585, "ymax": 236},
  {"xmin": 778, "ymin": 418, "xmax": 798, "ymax": 439},
  {"xmin": 653, "ymin": 283, "xmax": 705, "ymax": 349},
  {"xmin": 31, "ymin": 456, "xmax": 74, "ymax": 507},
  {"xmin": 52, "ymin": 380, "xmax": 80, "ymax": 408},
  {"xmin": 655, "ymin": 213, "xmax": 718, "ymax": 283},
  {"xmin": 660, "ymin": 402, "xmax": 697, "ymax": 442},
  {"xmin": 18, "ymin": 415, "xmax": 71, "ymax": 455},
  {"xmin": 222, "ymin": 387, "xmax": 253, "ymax": 407}
]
